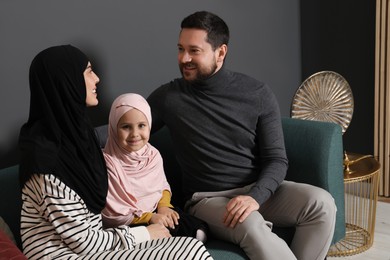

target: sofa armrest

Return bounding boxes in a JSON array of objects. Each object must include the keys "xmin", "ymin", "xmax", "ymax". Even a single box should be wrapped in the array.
[
  {"xmin": 282, "ymin": 117, "xmax": 345, "ymax": 243},
  {"xmin": 0, "ymin": 165, "xmax": 22, "ymax": 249}
]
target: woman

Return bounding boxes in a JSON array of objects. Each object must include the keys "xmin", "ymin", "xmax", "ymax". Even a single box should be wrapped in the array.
[{"xmin": 18, "ymin": 45, "xmax": 212, "ymax": 259}]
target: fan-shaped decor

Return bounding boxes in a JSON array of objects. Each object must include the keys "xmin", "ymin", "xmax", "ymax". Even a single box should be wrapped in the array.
[{"xmin": 291, "ymin": 71, "xmax": 354, "ymax": 134}]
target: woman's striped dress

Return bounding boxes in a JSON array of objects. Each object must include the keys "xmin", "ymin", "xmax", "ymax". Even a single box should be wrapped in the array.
[{"xmin": 20, "ymin": 174, "xmax": 212, "ymax": 260}]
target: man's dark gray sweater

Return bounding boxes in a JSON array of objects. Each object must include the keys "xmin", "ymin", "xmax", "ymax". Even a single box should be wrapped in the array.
[{"xmin": 147, "ymin": 68, "xmax": 288, "ymax": 205}]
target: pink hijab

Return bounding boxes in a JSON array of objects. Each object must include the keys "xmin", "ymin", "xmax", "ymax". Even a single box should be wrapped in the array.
[{"xmin": 101, "ymin": 93, "xmax": 170, "ymax": 228}]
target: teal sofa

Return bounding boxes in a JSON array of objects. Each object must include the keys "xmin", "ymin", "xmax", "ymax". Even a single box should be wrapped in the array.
[{"xmin": 0, "ymin": 117, "xmax": 345, "ymax": 259}]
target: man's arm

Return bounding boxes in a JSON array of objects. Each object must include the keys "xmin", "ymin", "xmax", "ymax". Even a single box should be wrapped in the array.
[
  {"xmin": 223, "ymin": 85, "xmax": 288, "ymax": 228},
  {"xmin": 247, "ymin": 85, "xmax": 288, "ymax": 205}
]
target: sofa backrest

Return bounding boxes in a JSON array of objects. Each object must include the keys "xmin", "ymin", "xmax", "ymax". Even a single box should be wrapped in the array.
[{"xmin": 0, "ymin": 117, "xmax": 345, "ymax": 249}]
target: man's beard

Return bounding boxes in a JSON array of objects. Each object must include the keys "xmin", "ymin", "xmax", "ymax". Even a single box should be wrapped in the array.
[{"xmin": 180, "ymin": 61, "xmax": 218, "ymax": 82}]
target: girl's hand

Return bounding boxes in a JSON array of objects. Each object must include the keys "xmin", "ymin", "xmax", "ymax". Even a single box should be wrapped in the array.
[
  {"xmin": 150, "ymin": 213, "xmax": 175, "ymax": 229},
  {"xmin": 156, "ymin": 207, "xmax": 180, "ymax": 227}
]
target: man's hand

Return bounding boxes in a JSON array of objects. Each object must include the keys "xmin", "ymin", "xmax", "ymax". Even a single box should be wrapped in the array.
[{"xmin": 223, "ymin": 195, "xmax": 259, "ymax": 228}]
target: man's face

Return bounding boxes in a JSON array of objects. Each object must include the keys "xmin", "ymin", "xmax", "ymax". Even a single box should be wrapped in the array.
[{"xmin": 177, "ymin": 28, "xmax": 221, "ymax": 82}]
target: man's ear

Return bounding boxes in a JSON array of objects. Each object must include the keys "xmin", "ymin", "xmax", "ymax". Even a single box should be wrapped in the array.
[{"xmin": 217, "ymin": 44, "xmax": 228, "ymax": 63}]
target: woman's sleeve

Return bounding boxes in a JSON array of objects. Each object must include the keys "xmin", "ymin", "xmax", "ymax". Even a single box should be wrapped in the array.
[{"xmin": 35, "ymin": 175, "xmax": 149, "ymax": 254}]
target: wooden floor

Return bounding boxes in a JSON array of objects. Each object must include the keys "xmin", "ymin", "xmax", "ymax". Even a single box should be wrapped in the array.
[
  {"xmin": 329, "ymin": 198, "xmax": 390, "ymax": 260},
  {"xmin": 378, "ymin": 196, "xmax": 390, "ymax": 203}
]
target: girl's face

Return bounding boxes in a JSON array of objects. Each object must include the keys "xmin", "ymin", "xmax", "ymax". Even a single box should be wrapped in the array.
[
  {"xmin": 117, "ymin": 109, "xmax": 150, "ymax": 152},
  {"xmin": 84, "ymin": 62, "xmax": 100, "ymax": 107}
]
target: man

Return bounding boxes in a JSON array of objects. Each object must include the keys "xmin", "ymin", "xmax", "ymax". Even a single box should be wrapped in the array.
[{"xmin": 147, "ymin": 11, "xmax": 336, "ymax": 260}]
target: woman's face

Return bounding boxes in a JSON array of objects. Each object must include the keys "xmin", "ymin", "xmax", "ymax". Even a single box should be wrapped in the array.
[
  {"xmin": 117, "ymin": 109, "xmax": 150, "ymax": 152},
  {"xmin": 84, "ymin": 62, "xmax": 100, "ymax": 107}
]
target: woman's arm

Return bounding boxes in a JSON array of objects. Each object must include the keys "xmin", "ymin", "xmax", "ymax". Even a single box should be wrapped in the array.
[{"xmin": 21, "ymin": 174, "xmax": 149, "ymax": 257}]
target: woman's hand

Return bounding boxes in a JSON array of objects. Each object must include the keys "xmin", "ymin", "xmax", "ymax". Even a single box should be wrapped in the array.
[{"xmin": 146, "ymin": 223, "xmax": 171, "ymax": 239}]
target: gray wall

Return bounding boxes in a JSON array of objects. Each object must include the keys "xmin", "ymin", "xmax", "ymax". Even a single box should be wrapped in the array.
[{"xmin": 0, "ymin": 1, "xmax": 301, "ymax": 169}]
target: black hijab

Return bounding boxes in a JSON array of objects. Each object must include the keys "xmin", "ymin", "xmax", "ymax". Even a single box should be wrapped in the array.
[{"xmin": 19, "ymin": 45, "xmax": 108, "ymax": 214}]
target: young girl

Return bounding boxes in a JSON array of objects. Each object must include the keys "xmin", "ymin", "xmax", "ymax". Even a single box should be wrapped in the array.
[
  {"xmin": 18, "ymin": 45, "xmax": 211, "ymax": 259},
  {"xmin": 102, "ymin": 93, "xmax": 208, "ymax": 242}
]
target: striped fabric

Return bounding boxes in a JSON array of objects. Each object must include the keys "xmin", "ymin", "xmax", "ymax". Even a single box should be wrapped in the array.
[{"xmin": 20, "ymin": 174, "xmax": 212, "ymax": 260}]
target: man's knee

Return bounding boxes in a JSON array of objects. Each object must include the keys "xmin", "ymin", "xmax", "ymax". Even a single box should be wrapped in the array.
[{"xmin": 306, "ymin": 187, "xmax": 337, "ymax": 221}]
